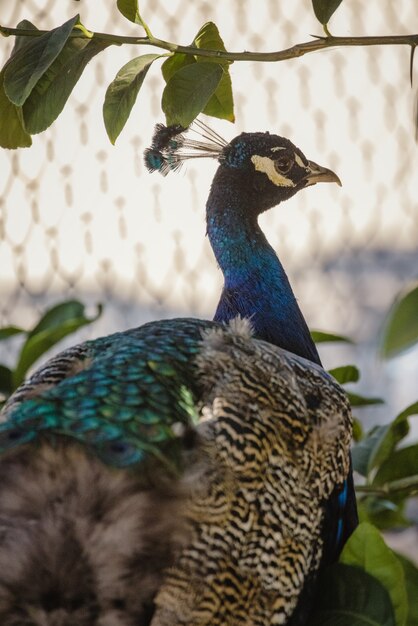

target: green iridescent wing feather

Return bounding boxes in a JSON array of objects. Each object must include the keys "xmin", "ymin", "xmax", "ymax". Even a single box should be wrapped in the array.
[{"xmin": 0, "ymin": 318, "xmax": 209, "ymax": 469}]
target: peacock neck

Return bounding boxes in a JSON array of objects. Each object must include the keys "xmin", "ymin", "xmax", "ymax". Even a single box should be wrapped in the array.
[
  {"xmin": 207, "ymin": 208, "xmax": 288, "ymax": 292},
  {"xmin": 206, "ymin": 174, "xmax": 321, "ymax": 365}
]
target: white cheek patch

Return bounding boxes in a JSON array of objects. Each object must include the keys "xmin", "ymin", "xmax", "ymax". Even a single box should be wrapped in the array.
[
  {"xmin": 251, "ymin": 155, "xmax": 296, "ymax": 188},
  {"xmin": 294, "ymin": 153, "xmax": 306, "ymax": 168}
]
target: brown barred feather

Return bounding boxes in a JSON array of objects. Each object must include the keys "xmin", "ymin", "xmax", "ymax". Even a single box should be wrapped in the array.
[
  {"xmin": 152, "ymin": 320, "xmax": 351, "ymax": 626},
  {"xmin": 0, "ymin": 319, "xmax": 351, "ymax": 625}
]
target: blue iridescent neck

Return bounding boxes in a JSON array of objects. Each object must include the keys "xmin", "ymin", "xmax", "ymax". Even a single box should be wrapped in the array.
[{"xmin": 206, "ymin": 169, "xmax": 321, "ymax": 365}]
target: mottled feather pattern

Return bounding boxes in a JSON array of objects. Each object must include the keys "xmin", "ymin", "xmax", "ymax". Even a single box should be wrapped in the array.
[
  {"xmin": 0, "ymin": 318, "xmax": 352, "ymax": 625},
  {"xmin": 154, "ymin": 320, "xmax": 352, "ymax": 625}
]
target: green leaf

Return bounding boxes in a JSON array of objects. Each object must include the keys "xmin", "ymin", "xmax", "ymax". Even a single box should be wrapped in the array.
[
  {"xmin": 0, "ymin": 70, "xmax": 32, "ymax": 149},
  {"xmin": 357, "ymin": 494, "xmax": 410, "ymax": 530},
  {"xmin": 161, "ymin": 24, "xmax": 234, "ymax": 123},
  {"xmin": 381, "ymin": 283, "xmax": 418, "ymax": 358},
  {"xmin": 352, "ymin": 404, "xmax": 415, "ymax": 477},
  {"xmin": 373, "ymin": 444, "xmax": 418, "ymax": 490},
  {"xmin": 103, "ymin": 54, "xmax": 159, "ymax": 144},
  {"xmin": 11, "ymin": 20, "xmax": 39, "ymax": 55},
  {"xmin": 22, "ymin": 37, "xmax": 110, "ymax": 134},
  {"xmin": 347, "ymin": 391, "xmax": 384, "ymax": 407},
  {"xmin": 0, "ymin": 365, "xmax": 13, "ymax": 396},
  {"xmin": 194, "ymin": 22, "xmax": 234, "ymax": 122},
  {"xmin": 163, "ymin": 63, "xmax": 234, "ymax": 122},
  {"xmin": 396, "ymin": 554, "xmax": 418, "ymax": 626},
  {"xmin": 359, "ymin": 498, "xmax": 410, "ymax": 531},
  {"xmin": 193, "ymin": 22, "xmax": 229, "ymax": 64},
  {"xmin": 367, "ymin": 402, "xmax": 418, "ymax": 471},
  {"xmin": 368, "ymin": 425, "xmax": 409, "ymax": 473},
  {"xmin": 13, "ymin": 301, "xmax": 102, "ymax": 387},
  {"xmin": 311, "ymin": 563, "xmax": 395, "ymax": 626},
  {"xmin": 202, "ymin": 70, "xmax": 235, "ymax": 122},
  {"xmin": 396, "ymin": 401, "xmax": 418, "ymax": 422},
  {"xmin": 0, "ymin": 326, "xmax": 26, "ymax": 341},
  {"xmin": 161, "ymin": 53, "xmax": 195, "ymax": 83},
  {"xmin": 328, "ymin": 364, "xmax": 360, "ymax": 384},
  {"xmin": 352, "ymin": 425, "xmax": 388, "ymax": 476},
  {"xmin": 312, "ymin": 0, "xmax": 344, "ymax": 25},
  {"xmin": 0, "ymin": 20, "xmax": 38, "ymax": 148},
  {"xmin": 163, "ymin": 59, "xmax": 235, "ymax": 122},
  {"xmin": 4, "ymin": 15, "xmax": 79, "ymax": 106},
  {"xmin": 117, "ymin": 0, "xmax": 141, "ymax": 24},
  {"xmin": 352, "ymin": 417, "xmax": 364, "ymax": 442},
  {"xmin": 311, "ymin": 329, "xmax": 353, "ymax": 344},
  {"xmin": 340, "ymin": 522, "xmax": 407, "ymax": 626},
  {"xmin": 162, "ymin": 62, "xmax": 223, "ymax": 127},
  {"xmin": 28, "ymin": 300, "xmax": 98, "ymax": 337}
]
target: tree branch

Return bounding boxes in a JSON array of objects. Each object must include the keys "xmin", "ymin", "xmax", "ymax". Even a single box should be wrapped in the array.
[
  {"xmin": 356, "ymin": 474, "xmax": 418, "ymax": 498},
  {"xmin": 1, "ymin": 23, "xmax": 417, "ymax": 63}
]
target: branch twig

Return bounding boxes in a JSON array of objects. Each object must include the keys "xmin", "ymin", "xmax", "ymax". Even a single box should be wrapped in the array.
[
  {"xmin": 356, "ymin": 474, "xmax": 418, "ymax": 498},
  {"xmin": 1, "ymin": 23, "xmax": 417, "ymax": 63}
]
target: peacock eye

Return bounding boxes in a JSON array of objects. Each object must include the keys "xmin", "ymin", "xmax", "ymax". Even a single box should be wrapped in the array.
[{"xmin": 274, "ymin": 155, "xmax": 293, "ymax": 174}]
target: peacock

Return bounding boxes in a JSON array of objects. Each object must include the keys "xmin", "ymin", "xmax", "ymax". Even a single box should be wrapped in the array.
[
  {"xmin": 146, "ymin": 121, "xmax": 358, "ymax": 624},
  {"xmin": 0, "ymin": 121, "xmax": 356, "ymax": 626}
]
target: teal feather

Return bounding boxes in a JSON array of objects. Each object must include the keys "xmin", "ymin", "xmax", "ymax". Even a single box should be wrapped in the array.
[{"xmin": 0, "ymin": 318, "xmax": 207, "ymax": 470}]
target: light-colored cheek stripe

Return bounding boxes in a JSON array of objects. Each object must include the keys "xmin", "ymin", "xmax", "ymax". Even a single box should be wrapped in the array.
[
  {"xmin": 294, "ymin": 153, "xmax": 306, "ymax": 168},
  {"xmin": 251, "ymin": 155, "xmax": 296, "ymax": 188}
]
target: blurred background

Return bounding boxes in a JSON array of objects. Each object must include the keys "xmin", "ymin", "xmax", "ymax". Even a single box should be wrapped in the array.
[{"xmin": 0, "ymin": 0, "xmax": 417, "ymax": 434}]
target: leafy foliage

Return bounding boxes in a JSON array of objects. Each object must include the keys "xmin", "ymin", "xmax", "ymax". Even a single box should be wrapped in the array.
[
  {"xmin": 0, "ymin": 300, "xmax": 101, "ymax": 405},
  {"xmin": 312, "ymin": 563, "xmax": 396, "ymax": 626},
  {"xmin": 354, "ymin": 403, "xmax": 418, "ymax": 477},
  {"xmin": 346, "ymin": 391, "xmax": 384, "ymax": 407},
  {"xmin": 0, "ymin": 68, "xmax": 32, "ymax": 148},
  {"xmin": 396, "ymin": 554, "xmax": 418, "ymax": 626},
  {"xmin": 23, "ymin": 37, "xmax": 110, "ymax": 135},
  {"xmin": 0, "ymin": 11, "xmax": 234, "ymax": 147},
  {"xmin": 0, "ymin": 16, "xmax": 109, "ymax": 147},
  {"xmin": 3, "ymin": 15, "xmax": 78, "ymax": 106},
  {"xmin": 0, "ymin": 1, "xmax": 416, "ymax": 147},
  {"xmin": 310, "ymin": 329, "xmax": 353, "ymax": 343},
  {"xmin": 381, "ymin": 283, "xmax": 418, "ymax": 358},
  {"xmin": 161, "ymin": 22, "xmax": 235, "ymax": 124},
  {"xmin": 340, "ymin": 523, "xmax": 407, "ymax": 626},
  {"xmin": 309, "ymin": 286, "xmax": 418, "ymax": 622},
  {"xmin": 351, "ymin": 398, "xmax": 418, "ymax": 551},
  {"xmin": 162, "ymin": 62, "xmax": 224, "ymax": 127},
  {"xmin": 373, "ymin": 444, "xmax": 418, "ymax": 491},
  {"xmin": 104, "ymin": 54, "xmax": 160, "ymax": 143}
]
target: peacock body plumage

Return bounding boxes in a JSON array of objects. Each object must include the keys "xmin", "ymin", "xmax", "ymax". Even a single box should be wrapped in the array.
[
  {"xmin": 0, "ymin": 318, "xmax": 351, "ymax": 625},
  {"xmin": 0, "ymin": 123, "xmax": 356, "ymax": 625}
]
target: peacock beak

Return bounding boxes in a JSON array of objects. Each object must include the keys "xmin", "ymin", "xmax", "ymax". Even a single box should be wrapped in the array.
[{"xmin": 303, "ymin": 161, "xmax": 342, "ymax": 187}]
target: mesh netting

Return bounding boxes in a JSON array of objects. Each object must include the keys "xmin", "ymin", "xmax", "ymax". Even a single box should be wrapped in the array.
[{"xmin": 0, "ymin": 0, "xmax": 417, "ymax": 419}]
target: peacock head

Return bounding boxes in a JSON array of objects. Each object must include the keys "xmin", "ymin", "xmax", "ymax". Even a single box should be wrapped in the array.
[
  {"xmin": 220, "ymin": 131, "xmax": 341, "ymax": 213},
  {"xmin": 144, "ymin": 120, "xmax": 341, "ymax": 215}
]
